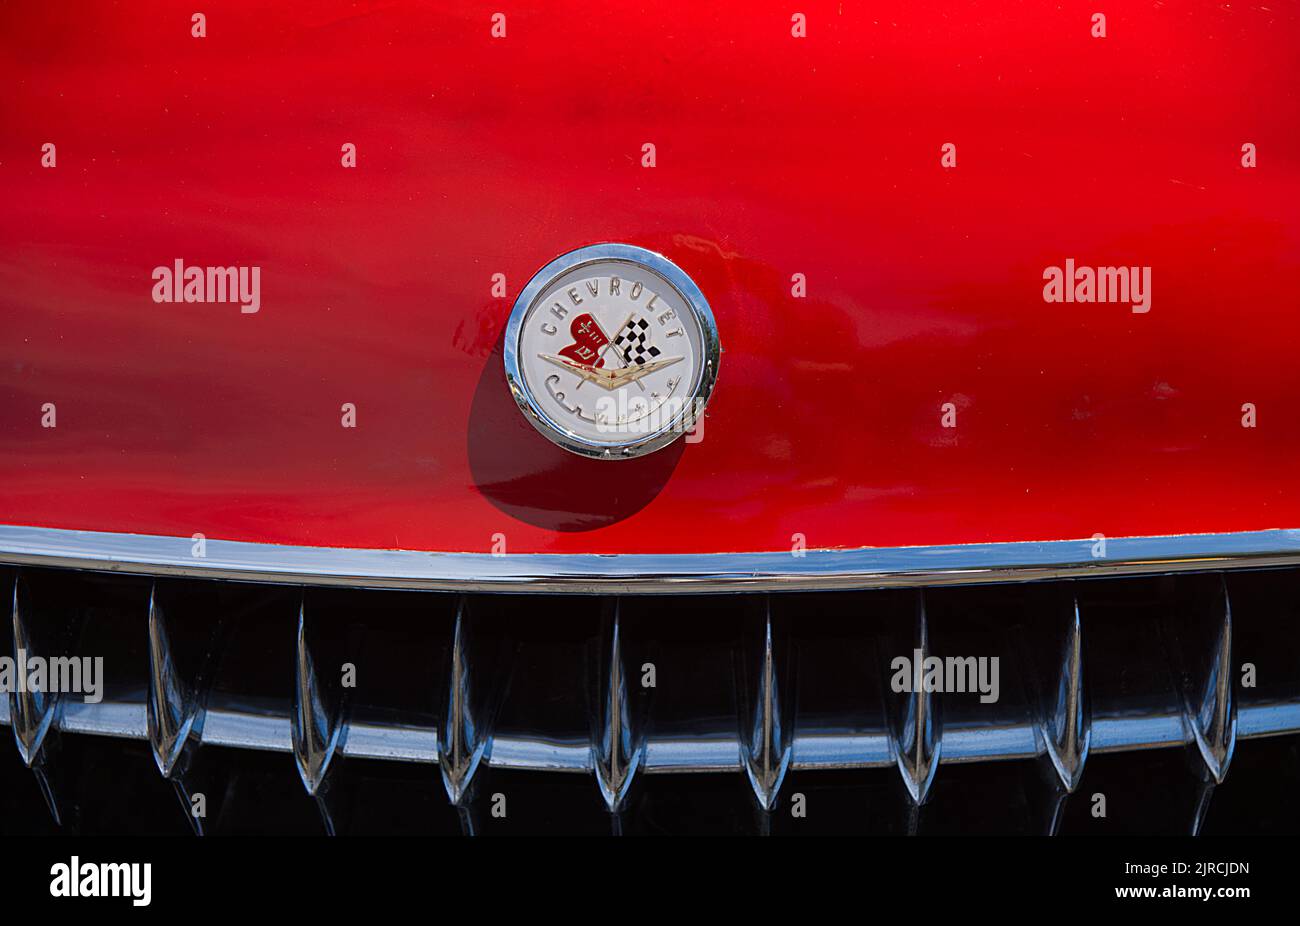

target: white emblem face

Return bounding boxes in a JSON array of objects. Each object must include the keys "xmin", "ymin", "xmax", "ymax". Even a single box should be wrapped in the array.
[{"xmin": 504, "ymin": 244, "xmax": 720, "ymax": 459}]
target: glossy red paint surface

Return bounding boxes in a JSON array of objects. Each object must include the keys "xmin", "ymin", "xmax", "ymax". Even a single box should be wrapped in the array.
[{"xmin": 2, "ymin": 2, "xmax": 1299, "ymax": 555}]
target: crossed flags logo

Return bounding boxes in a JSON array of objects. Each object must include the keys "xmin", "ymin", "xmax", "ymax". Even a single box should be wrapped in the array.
[
  {"xmin": 611, "ymin": 316, "xmax": 662, "ymax": 366},
  {"xmin": 541, "ymin": 310, "xmax": 682, "ymax": 392},
  {"xmin": 557, "ymin": 313, "xmax": 662, "ymax": 369}
]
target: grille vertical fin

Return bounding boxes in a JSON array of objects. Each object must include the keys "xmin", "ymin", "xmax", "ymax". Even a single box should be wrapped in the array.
[
  {"xmin": 440, "ymin": 597, "xmax": 486, "ymax": 805},
  {"xmin": 146, "ymin": 582, "xmax": 202, "ymax": 778},
  {"xmin": 592, "ymin": 602, "xmax": 643, "ymax": 812},
  {"xmin": 9, "ymin": 575, "xmax": 57, "ymax": 768},
  {"xmin": 1180, "ymin": 577, "xmax": 1237, "ymax": 784},
  {"xmin": 891, "ymin": 592, "xmax": 941, "ymax": 804},
  {"xmin": 291, "ymin": 598, "xmax": 343, "ymax": 796},
  {"xmin": 740, "ymin": 598, "xmax": 791, "ymax": 811},
  {"xmin": 3, "ymin": 562, "xmax": 1298, "ymax": 835},
  {"xmin": 1039, "ymin": 597, "xmax": 1090, "ymax": 793}
]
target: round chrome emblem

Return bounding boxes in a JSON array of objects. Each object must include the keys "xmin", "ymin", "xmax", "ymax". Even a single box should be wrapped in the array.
[{"xmin": 503, "ymin": 244, "xmax": 720, "ymax": 459}]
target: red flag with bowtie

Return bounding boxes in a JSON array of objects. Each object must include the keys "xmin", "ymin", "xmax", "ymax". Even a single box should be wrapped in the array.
[{"xmin": 557, "ymin": 313, "xmax": 610, "ymax": 368}]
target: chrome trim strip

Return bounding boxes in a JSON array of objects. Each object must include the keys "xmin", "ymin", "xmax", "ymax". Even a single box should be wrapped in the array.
[
  {"xmin": 941, "ymin": 724, "xmax": 1039, "ymax": 764},
  {"xmin": 790, "ymin": 732, "xmax": 892, "ymax": 768},
  {"xmin": 204, "ymin": 710, "xmax": 290, "ymax": 752},
  {"xmin": 645, "ymin": 737, "xmax": 742, "ymax": 773},
  {"xmin": 1239, "ymin": 701, "xmax": 1300, "ymax": 737},
  {"xmin": 489, "ymin": 736, "xmax": 590, "ymax": 771},
  {"xmin": 343, "ymin": 721, "xmax": 439, "ymax": 763},
  {"xmin": 1091, "ymin": 715, "xmax": 1187, "ymax": 752},
  {"xmin": 8, "ymin": 698, "xmax": 1298, "ymax": 771},
  {"xmin": 60, "ymin": 700, "xmax": 147, "ymax": 739},
  {"xmin": 4, "ymin": 524, "xmax": 1300, "ymax": 593}
]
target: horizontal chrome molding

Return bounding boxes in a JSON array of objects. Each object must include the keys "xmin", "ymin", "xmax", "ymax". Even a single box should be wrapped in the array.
[
  {"xmin": 3, "ymin": 524, "xmax": 1300, "ymax": 593},
  {"xmin": 6, "ymin": 696, "xmax": 1299, "ymax": 772}
]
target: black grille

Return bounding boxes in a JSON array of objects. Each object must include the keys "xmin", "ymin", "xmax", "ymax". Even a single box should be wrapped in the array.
[{"xmin": 2, "ymin": 564, "xmax": 1298, "ymax": 835}]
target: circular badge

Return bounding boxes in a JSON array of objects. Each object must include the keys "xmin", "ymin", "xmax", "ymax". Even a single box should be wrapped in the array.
[{"xmin": 503, "ymin": 244, "xmax": 720, "ymax": 459}]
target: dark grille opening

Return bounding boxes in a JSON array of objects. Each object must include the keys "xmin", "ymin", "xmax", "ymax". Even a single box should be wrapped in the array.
[{"xmin": 1, "ymin": 563, "xmax": 1298, "ymax": 835}]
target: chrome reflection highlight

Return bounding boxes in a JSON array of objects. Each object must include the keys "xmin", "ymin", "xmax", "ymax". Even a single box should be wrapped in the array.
[
  {"xmin": 890, "ymin": 593, "xmax": 941, "ymax": 804},
  {"xmin": 1180, "ymin": 577, "xmax": 1237, "ymax": 784},
  {"xmin": 5, "ymin": 693, "xmax": 1299, "ymax": 772},
  {"xmin": 591, "ymin": 603, "xmax": 643, "ymax": 812},
  {"xmin": 739, "ymin": 599, "xmax": 791, "ymax": 811},
  {"xmin": 291, "ymin": 598, "xmax": 342, "ymax": 795},
  {"xmin": 146, "ymin": 583, "xmax": 201, "ymax": 777},
  {"xmin": 1037, "ymin": 597, "xmax": 1090, "ymax": 793},
  {"xmin": 9, "ymin": 576, "xmax": 57, "ymax": 768},
  {"xmin": 440, "ymin": 599, "xmax": 486, "ymax": 805}
]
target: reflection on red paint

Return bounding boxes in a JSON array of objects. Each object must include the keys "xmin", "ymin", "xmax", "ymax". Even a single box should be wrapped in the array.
[{"xmin": 0, "ymin": 2, "xmax": 1298, "ymax": 555}]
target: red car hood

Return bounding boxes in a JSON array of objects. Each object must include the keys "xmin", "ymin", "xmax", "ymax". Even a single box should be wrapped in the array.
[{"xmin": 2, "ymin": 1, "xmax": 1299, "ymax": 556}]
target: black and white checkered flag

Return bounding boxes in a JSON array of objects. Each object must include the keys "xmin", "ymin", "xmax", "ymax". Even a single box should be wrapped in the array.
[{"xmin": 611, "ymin": 315, "xmax": 662, "ymax": 366}]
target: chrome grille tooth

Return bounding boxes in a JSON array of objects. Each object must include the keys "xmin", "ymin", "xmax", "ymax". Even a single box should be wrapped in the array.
[
  {"xmin": 146, "ymin": 581, "xmax": 232, "ymax": 833},
  {"xmin": 1178, "ymin": 576, "xmax": 1238, "ymax": 784},
  {"xmin": 1038, "ymin": 596, "xmax": 1091, "ymax": 793},
  {"xmin": 890, "ymin": 591, "xmax": 941, "ymax": 805},
  {"xmin": 9, "ymin": 574, "xmax": 58, "ymax": 768},
  {"xmin": 440, "ymin": 596, "xmax": 486, "ymax": 805},
  {"xmin": 592, "ymin": 600, "xmax": 644, "ymax": 812},
  {"xmin": 740, "ymin": 596, "xmax": 791, "ymax": 811},
  {"xmin": 291, "ymin": 597, "xmax": 343, "ymax": 795},
  {"xmin": 0, "ymin": 563, "xmax": 1297, "ymax": 833},
  {"xmin": 146, "ymin": 582, "xmax": 202, "ymax": 778}
]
